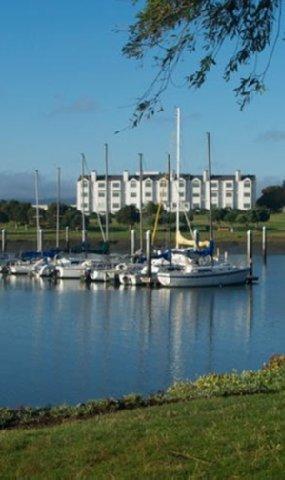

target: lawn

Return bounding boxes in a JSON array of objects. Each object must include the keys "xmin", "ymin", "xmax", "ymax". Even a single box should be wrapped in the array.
[
  {"xmin": 0, "ymin": 392, "xmax": 284, "ymax": 479},
  {"xmin": 0, "ymin": 357, "xmax": 284, "ymax": 479},
  {"xmin": 1, "ymin": 212, "xmax": 285, "ymax": 252}
]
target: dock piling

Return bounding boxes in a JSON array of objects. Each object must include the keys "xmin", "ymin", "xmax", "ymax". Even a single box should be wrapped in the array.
[
  {"xmin": 37, "ymin": 229, "xmax": 43, "ymax": 254},
  {"xmin": 247, "ymin": 230, "xmax": 253, "ymax": 277},
  {"xmin": 131, "ymin": 229, "xmax": 135, "ymax": 261},
  {"xmin": 1, "ymin": 229, "xmax": 6, "ymax": 253},
  {"xmin": 146, "ymin": 230, "xmax": 151, "ymax": 279},
  {"xmin": 262, "ymin": 226, "xmax": 267, "ymax": 264},
  {"xmin": 65, "ymin": 226, "xmax": 70, "ymax": 251}
]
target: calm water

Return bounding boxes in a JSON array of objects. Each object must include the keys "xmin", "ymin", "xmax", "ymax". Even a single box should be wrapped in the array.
[{"xmin": 0, "ymin": 255, "xmax": 284, "ymax": 407}]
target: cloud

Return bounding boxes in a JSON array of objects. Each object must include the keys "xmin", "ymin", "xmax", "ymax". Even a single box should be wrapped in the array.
[
  {"xmin": 0, "ymin": 171, "xmax": 75, "ymax": 202},
  {"xmin": 256, "ymin": 130, "xmax": 285, "ymax": 143},
  {"xmin": 49, "ymin": 96, "xmax": 99, "ymax": 116}
]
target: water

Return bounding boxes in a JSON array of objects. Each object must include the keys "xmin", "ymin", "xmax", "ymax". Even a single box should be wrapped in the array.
[{"xmin": 0, "ymin": 255, "xmax": 284, "ymax": 407}]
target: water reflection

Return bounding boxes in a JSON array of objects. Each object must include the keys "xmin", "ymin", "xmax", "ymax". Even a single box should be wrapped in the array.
[{"xmin": 0, "ymin": 256, "xmax": 284, "ymax": 407}]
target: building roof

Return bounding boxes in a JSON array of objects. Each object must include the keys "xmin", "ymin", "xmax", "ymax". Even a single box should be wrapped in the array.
[{"xmin": 78, "ymin": 173, "xmax": 256, "ymax": 181}]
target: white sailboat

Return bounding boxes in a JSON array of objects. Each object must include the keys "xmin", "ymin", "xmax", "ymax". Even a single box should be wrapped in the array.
[{"xmin": 157, "ymin": 109, "xmax": 250, "ymax": 288}]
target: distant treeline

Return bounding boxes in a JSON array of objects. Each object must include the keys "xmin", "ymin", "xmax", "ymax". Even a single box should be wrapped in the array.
[
  {"xmin": 0, "ymin": 201, "xmax": 86, "ymax": 229},
  {"xmin": 0, "ymin": 199, "xmax": 271, "ymax": 230}
]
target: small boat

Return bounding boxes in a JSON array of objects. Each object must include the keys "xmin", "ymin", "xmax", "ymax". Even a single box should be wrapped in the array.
[
  {"xmin": 55, "ymin": 258, "xmax": 90, "ymax": 279},
  {"xmin": 88, "ymin": 263, "xmax": 128, "ymax": 283},
  {"xmin": 9, "ymin": 261, "xmax": 34, "ymax": 275}
]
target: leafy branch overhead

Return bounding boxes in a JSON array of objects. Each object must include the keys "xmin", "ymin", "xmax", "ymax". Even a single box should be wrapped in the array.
[{"xmin": 123, "ymin": 0, "xmax": 282, "ymax": 125}]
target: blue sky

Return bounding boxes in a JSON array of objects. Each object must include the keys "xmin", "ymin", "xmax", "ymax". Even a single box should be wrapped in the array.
[{"xmin": 0, "ymin": 0, "xmax": 284, "ymax": 199}]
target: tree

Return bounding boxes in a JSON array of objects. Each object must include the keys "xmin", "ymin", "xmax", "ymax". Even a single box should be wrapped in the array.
[
  {"xmin": 211, "ymin": 208, "xmax": 227, "ymax": 224},
  {"xmin": 0, "ymin": 211, "xmax": 9, "ymax": 223},
  {"xmin": 123, "ymin": 0, "xmax": 282, "ymax": 124},
  {"xmin": 256, "ymin": 208, "xmax": 270, "ymax": 222},
  {"xmin": 46, "ymin": 203, "xmax": 69, "ymax": 228},
  {"xmin": 115, "ymin": 205, "xmax": 140, "ymax": 225},
  {"xmin": 257, "ymin": 186, "xmax": 285, "ymax": 212},
  {"xmin": 224, "ymin": 209, "xmax": 238, "ymax": 225},
  {"xmin": 143, "ymin": 201, "xmax": 159, "ymax": 216},
  {"xmin": 61, "ymin": 208, "xmax": 89, "ymax": 229}
]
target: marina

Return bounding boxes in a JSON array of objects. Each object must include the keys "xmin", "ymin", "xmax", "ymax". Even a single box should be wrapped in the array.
[{"xmin": 0, "ymin": 254, "xmax": 283, "ymax": 407}]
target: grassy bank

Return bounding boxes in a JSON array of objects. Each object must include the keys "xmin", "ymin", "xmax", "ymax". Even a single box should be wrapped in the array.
[
  {"xmin": 0, "ymin": 357, "xmax": 284, "ymax": 478},
  {"xmin": 2, "ymin": 212, "xmax": 285, "ymax": 253}
]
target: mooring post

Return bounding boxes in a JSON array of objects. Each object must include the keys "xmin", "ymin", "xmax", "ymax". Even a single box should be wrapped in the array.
[
  {"xmin": 224, "ymin": 251, "xmax": 228, "ymax": 262},
  {"xmin": 262, "ymin": 226, "xmax": 267, "ymax": 264},
  {"xmin": 131, "ymin": 229, "xmax": 135, "ymax": 261},
  {"xmin": 146, "ymin": 230, "xmax": 151, "ymax": 280},
  {"xmin": 1, "ymin": 229, "xmax": 6, "ymax": 253},
  {"xmin": 247, "ymin": 230, "xmax": 253, "ymax": 277},
  {"xmin": 38, "ymin": 229, "xmax": 43, "ymax": 254},
  {"xmin": 65, "ymin": 226, "xmax": 70, "ymax": 251},
  {"xmin": 216, "ymin": 247, "xmax": 220, "ymax": 260},
  {"xmin": 194, "ymin": 229, "xmax": 199, "ymax": 249}
]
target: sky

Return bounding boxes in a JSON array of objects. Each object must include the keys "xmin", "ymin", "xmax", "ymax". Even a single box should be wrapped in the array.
[{"xmin": 0, "ymin": 0, "xmax": 284, "ymax": 200}]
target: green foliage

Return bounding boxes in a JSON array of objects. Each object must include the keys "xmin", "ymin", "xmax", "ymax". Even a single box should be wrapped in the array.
[
  {"xmin": 46, "ymin": 203, "xmax": 69, "ymax": 228},
  {"xmin": 123, "ymin": 0, "xmax": 281, "ymax": 124},
  {"xmin": 257, "ymin": 185, "xmax": 285, "ymax": 212},
  {"xmin": 115, "ymin": 205, "xmax": 139, "ymax": 225},
  {"xmin": 0, "ymin": 200, "xmax": 32, "ymax": 225}
]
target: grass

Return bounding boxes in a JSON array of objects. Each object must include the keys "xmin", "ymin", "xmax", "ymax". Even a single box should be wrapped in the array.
[
  {"xmin": 1, "ymin": 212, "xmax": 285, "ymax": 252},
  {"xmin": 0, "ymin": 356, "xmax": 284, "ymax": 478}
]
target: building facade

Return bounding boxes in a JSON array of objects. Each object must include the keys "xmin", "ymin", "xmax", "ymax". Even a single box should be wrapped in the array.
[{"xmin": 77, "ymin": 169, "xmax": 256, "ymax": 214}]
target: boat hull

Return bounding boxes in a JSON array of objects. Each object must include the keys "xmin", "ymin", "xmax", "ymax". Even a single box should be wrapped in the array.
[
  {"xmin": 157, "ymin": 267, "xmax": 250, "ymax": 288},
  {"xmin": 55, "ymin": 267, "xmax": 86, "ymax": 279}
]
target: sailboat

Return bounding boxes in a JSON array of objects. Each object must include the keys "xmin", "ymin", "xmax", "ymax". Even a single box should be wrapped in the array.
[{"xmin": 157, "ymin": 109, "xmax": 250, "ymax": 288}]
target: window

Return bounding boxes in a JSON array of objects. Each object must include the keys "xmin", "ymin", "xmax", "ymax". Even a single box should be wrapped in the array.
[
  {"xmin": 112, "ymin": 182, "xmax": 120, "ymax": 189},
  {"xmin": 179, "ymin": 192, "xmax": 184, "ymax": 197},
  {"xmin": 211, "ymin": 181, "xmax": 218, "ymax": 188},
  {"xmin": 82, "ymin": 192, "xmax": 88, "ymax": 197},
  {"xmin": 172, "ymin": 202, "xmax": 177, "ymax": 208},
  {"xmin": 98, "ymin": 182, "xmax": 105, "ymax": 188},
  {"xmin": 211, "ymin": 192, "xmax": 218, "ymax": 197},
  {"xmin": 244, "ymin": 180, "xmax": 251, "ymax": 188},
  {"xmin": 226, "ymin": 192, "xmax": 232, "ymax": 198},
  {"xmin": 225, "ymin": 182, "xmax": 233, "ymax": 188},
  {"xmin": 130, "ymin": 180, "xmax": 137, "ymax": 188},
  {"xmin": 145, "ymin": 192, "xmax": 152, "ymax": 198},
  {"xmin": 193, "ymin": 204, "xmax": 200, "ymax": 209},
  {"xmin": 98, "ymin": 192, "xmax": 105, "ymax": 198},
  {"xmin": 244, "ymin": 192, "xmax": 251, "ymax": 197},
  {"xmin": 192, "ymin": 192, "xmax": 200, "ymax": 197},
  {"xmin": 160, "ymin": 179, "xmax": 167, "ymax": 188},
  {"xmin": 160, "ymin": 191, "xmax": 167, "ymax": 198},
  {"xmin": 192, "ymin": 179, "xmax": 200, "ymax": 186},
  {"xmin": 112, "ymin": 203, "xmax": 120, "ymax": 209},
  {"xmin": 244, "ymin": 203, "xmax": 251, "ymax": 209},
  {"xmin": 112, "ymin": 192, "xmax": 120, "ymax": 197},
  {"xmin": 145, "ymin": 179, "xmax": 152, "ymax": 188},
  {"xmin": 179, "ymin": 180, "xmax": 185, "ymax": 188},
  {"xmin": 130, "ymin": 192, "xmax": 137, "ymax": 198}
]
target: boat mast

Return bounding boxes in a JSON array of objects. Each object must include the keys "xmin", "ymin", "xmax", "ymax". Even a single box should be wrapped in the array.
[
  {"xmin": 105, "ymin": 143, "xmax": 109, "ymax": 242},
  {"xmin": 56, "ymin": 167, "xmax": 61, "ymax": 249},
  {"xmin": 175, "ymin": 107, "xmax": 181, "ymax": 248},
  {"xmin": 139, "ymin": 152, "xmax": 143, "ymax": 252},
  {"xmin": 81, "ymin": 154, "xmax": 86, "ymax": 244},
  {"xmin": 34, "ymin": 169, "xmax": 40, "ymax": 252},
  {"xmin": 168, "ymin": 153, "xmax": 171, "ymax": 247},
  {"xmin": 207, "ymin": 132, "xmax": 213, "ymax": 242}
]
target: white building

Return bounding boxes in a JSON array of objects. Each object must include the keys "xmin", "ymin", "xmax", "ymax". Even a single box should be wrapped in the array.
[{"xmin": 76, "ymin": 169, "xmax": 256, "ymax": 214}]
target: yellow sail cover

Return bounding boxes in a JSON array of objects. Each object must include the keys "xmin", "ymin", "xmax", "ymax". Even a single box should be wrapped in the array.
[{"xmin": 176, "ymin": 230, "xmax": 210, "ymax": 249}]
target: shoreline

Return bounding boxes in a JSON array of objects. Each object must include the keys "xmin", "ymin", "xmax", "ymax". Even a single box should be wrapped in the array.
[
  {"xmin": 1, "ymin": 354, "xmax": 284, "ymax": 431},
  {"xmin": 3, "ymin": 238, "xmax": 285, "ymax": 255}
]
